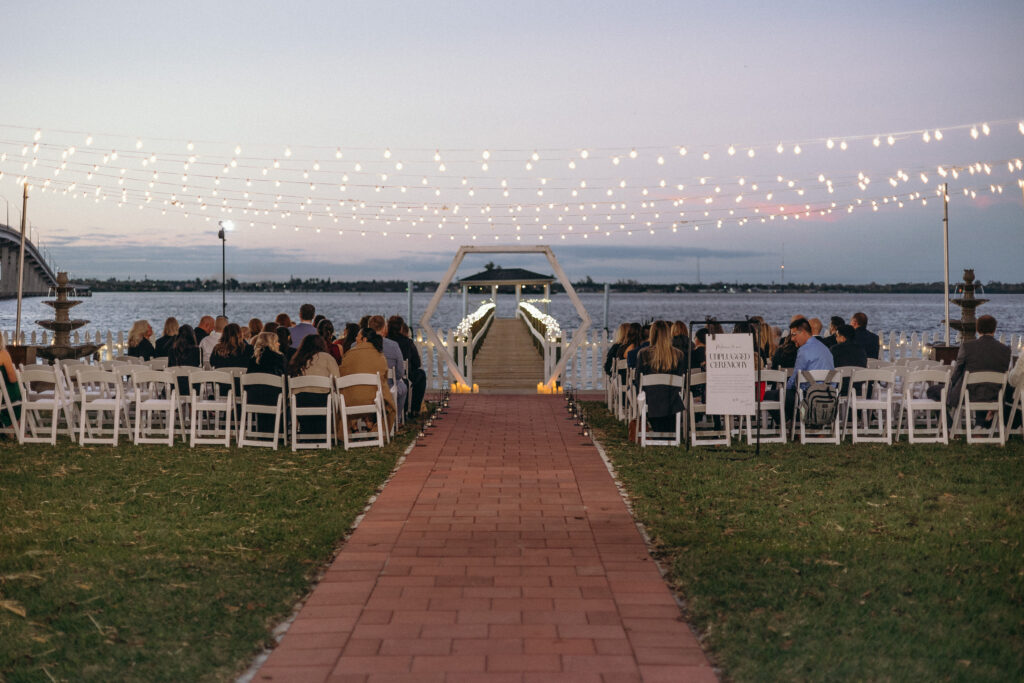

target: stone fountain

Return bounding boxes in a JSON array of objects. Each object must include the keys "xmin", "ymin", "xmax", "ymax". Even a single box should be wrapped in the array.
[
  {"xmin": 947, "ymin": 268, "xmax": 989, "ymax": 342},
  {"xmin": 35, "ymin": 271, "xmax": 102, "ymax": 363}
]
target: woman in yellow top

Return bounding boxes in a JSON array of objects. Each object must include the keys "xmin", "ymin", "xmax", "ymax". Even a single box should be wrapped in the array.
[
  {"xmin": 0, "ymin": 335, "xmax": 21, "ymax": 429},
  {"xmin": 338, "ymin": 326, "xmax": 396, "ymax": 434}
]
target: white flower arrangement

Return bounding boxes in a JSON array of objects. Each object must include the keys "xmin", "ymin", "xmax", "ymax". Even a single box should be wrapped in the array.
[
  {"xmin": 518, "ymin": 301, "xmax": 561, "ymax": 342},
  {"xmin": 455, "ymin": 302, "xmax": 496, "ymax": 340}
]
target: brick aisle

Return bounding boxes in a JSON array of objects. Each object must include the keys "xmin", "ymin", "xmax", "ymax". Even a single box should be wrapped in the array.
[{"xmin": 254, "ymin": 395, "xmax": 716, "ymax": 683}]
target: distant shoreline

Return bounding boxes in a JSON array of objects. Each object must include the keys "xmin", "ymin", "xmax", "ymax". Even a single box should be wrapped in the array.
[{"xmin": 61, "ymin": 278, "xmax": 1024, "ymax": 296}]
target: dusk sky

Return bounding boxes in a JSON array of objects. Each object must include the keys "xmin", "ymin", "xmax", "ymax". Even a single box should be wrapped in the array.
[{"xmin": 2, "ymin": 1, "xmax": 1022, "ymax": 284}]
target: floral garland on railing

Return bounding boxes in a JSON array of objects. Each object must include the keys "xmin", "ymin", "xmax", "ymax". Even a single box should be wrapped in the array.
[
  {"xmin": 518, "ymin": 302, "xmax": 562, "ymax": 343},
  {"xmin": 455, "ymin": 302, "xmax": 496, "ymax": 341}
]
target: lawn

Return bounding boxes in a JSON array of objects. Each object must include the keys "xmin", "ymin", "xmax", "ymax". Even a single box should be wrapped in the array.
[
  {"xmin": 586, "ymin": 403, "xmax": 1024, "ymax": 682},
  {"xmin": 0, "ymin": 428, "xmax": 418, "ymax": 683}
]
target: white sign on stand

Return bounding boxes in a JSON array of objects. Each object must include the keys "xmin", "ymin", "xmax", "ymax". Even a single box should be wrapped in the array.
[{"xmin": 705, "ymin": 333, "xmax": 756, "ymax": 415}]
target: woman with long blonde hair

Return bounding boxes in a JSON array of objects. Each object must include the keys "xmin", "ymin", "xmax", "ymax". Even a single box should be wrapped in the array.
[
  {"xmin": 126, "ymin": 320, "xmax": 155, "ymax": 360},
  {"xmin": 634, "ymin": 320, "xmax": 686, "ymax": 433}
]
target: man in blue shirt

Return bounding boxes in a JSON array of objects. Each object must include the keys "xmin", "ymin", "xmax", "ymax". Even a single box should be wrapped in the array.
[{"xmin": 784, "ymin": 317, "xmax": 835, "ymax": 419}]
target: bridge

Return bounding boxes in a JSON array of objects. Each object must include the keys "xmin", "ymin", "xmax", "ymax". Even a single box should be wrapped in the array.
[{"xmin": 0, "ymin": 223, "xmax": 58, "ymax": 297}]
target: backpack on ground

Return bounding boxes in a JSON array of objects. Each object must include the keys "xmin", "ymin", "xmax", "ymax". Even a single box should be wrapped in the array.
[{"xmin": 799, "ymin": 370, "xmax": 839, "ymax": 428}]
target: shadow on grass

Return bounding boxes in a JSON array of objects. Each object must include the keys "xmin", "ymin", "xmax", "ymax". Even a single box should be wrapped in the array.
[{"xmin": 586, "ymin": 402, "xmax": 1024, "ymax": 682}]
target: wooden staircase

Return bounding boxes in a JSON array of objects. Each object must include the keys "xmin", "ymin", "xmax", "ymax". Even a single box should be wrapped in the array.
[{"xmin": 471, "ymin": 318, "xmax": 544, "ymax": 393}]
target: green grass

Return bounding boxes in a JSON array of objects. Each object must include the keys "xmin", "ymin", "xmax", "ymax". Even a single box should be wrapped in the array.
[
  {"xmin": 0, "ymin": 425, "xmax": 420, "ymax": 683},
  {"xmin": 586, "ymin": 403, "xmax": 1024, "ymax": 682}
]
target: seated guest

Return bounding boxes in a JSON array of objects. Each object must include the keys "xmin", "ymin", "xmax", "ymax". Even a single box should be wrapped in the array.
[
  {"xmin": 276, "ymin": 327, "xmax": 295, "ymax": 365},
  {"xmin": 340, "ymin": 323, "xmax": 360, "ymax": 354},
  {"xmin": 199, "ymin": 315, "xmax": 227, "ymax": 368},
  {"xmin": 263, "ymin": 321, "xmax": 279, "ymax": 334},
  {"xmin": 627, "ymin": 323, "xmax": 652, "ymax": 368},
  {"xmin": 751, "ymin": 317, "xmax": 777, "ymax": 368},
  {"xmin": 313, "ymin": 314, "xmax": 326, "ymax": 329},
  {"xmin": 670, "ymin": 320, "xmax": 690, "ymax": 354},
  {"xmin": 247, "ymin": 318, "xmax": 264, "ymax": 342},
  {"xmin": 245, "ymin": 331, "xmax": 286, "ymax": 432},
  {"xmin": 288, "ymin": 334, "xmax": 340, "ymax": 434},
  {"xmin": 339, "ymin": 327, "xmax": 397, "ymax": 433},
  {"xmin": 388, "ymin": 315, "xmax": 426, "ymax": 417},
  {"xmin": 850, "ymin": 311, "xmax": 880, "ymax": 359},
  {"xmin": 358, "ymin": 315, "xmax": 371, "ymax": 329},
  {"xmin": 126, "ymin": 320, "xmax": 156, "ymax": 360},
  {"xmin": 168, "ymin": 325, "xmax": 201, "ymax": 394},
  {"xmin": 275, "ymin": 312, "xmax": 293, "ymax": 329},
  {"xmin": 154, "ymin": 317, "xmax": 178, "ymax": 357},
  {"xmin": 782, "ymin": 317, "xmax": 835, "ymax": 420},
  {"xmin": 822, "ymin": 316, "xmax": 844, "ymax": 348},
  {"xmin": 195, "ymin": 316, "xmax": 214, "ymax": 344},
  {"xmin": 289, "ymin": 303, "xmax": 318, "ymax": 348},
  {"xmin": 1005, "ymin": 352, "xmax": 1024, "ymax": 427},
  {"xmin": 830, "ymin": 324, "xmax": 868, "ymax": 368},
  {"xmin": 945, "ymin": 315, "xmax": 1011, "ymax": 424},
  {"xmin": 691, "ymin": 328, "xmax": 708, "ymax": 371},
  {"xmin": 604, "ymin": 323, "xmax": 629, "ymax": 376},
  {"xmin": 772, "ymin": 326, "xmax": 798, "ymax": 370},
  {"xmin": 369, "ymin": 315, "xmax": 407, "ymax": 417},
  {"xmin": 809, "ymin": 317, "xmax": 825, "ymax": 343},
  {"xmin": 633, "ymin": 320, "xmax": 686, "ymax": 433},
  {"xmin": 319, "ymin": 319, "xmax": 342, "ymax": 362},
  {"xmin": 210, "ymin": 323, "xmax": 252, "ymax": 368}
]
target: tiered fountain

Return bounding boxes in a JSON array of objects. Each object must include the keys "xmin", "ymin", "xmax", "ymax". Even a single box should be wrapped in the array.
[
  {"xmin": 35, "ymin": 271, "xmax": 102, "ymax": 363},
  {"xmin": 930, "ymin": 268, "xmax": 989, "ymax": 364},
  {"xmin": 947, "ymin": 268, "xmax": 988, "ymax": 342}
]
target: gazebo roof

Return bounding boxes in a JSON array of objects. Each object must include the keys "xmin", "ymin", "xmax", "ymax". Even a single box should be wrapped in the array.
[{"xmin": 457, "ymin": 267, "xmax": 555, "ymax": 287}]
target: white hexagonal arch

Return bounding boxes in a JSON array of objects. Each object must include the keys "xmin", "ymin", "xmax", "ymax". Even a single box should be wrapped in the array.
[{"xmin": 419, "ymin": 245, "xmax": 591, "ymax": 388}]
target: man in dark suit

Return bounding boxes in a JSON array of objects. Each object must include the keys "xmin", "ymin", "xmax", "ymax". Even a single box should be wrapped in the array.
[
  {"xmin": 946, "ymin": 315, "xmax": 1012, "ymax": 422},
  {"xmin": 850, "ymin": 311, "xmax": 880, "ymax": 360},
  {"xmin": 821, "ymin": 316, "xmax": 844, "ymax": 348},
  {"xmin": 830, "ymin": 324, "xmax": 867, "ymax": 395}
]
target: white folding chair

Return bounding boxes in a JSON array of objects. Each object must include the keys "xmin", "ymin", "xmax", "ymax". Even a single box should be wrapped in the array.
[
  {"xmin": 17, "ymin": 365, "xmax": 74, "ymax": 444},
  {"xmin": 148, "ymin": 357, "xmax": 169, "ymax": 371},
  {"xmin": 75, "ymin": 369, "xmax": 124, "ymax": 445},
  {"xmin": 743, "ymin": 369, "xmax": 787, "ymax": 444},
  {"xmin": 793, "ymin": 370, "xmax": 841, "ymax": 445},
  {"xmin": 238, "ymin": 373, "xmax": 286, "ymax": 449},
  {"xmin": 897, "ymin": 369, "xmax": 949, "ymax": 444},
  {"xmin": 613, "ymin": 359, "xmax": 629, "ymax": 421},
  {"xmin": 131, "ymin": 369, "xmax": 177, "ymax": 446},
  {"xmin": 688, "ymin": 371, "xmax": 730, "ymax": 447},
  {"xmin": 0, "ymin": 374, "xmax": 24, "ymax": 443},
  {"xmin": 168, "ymin": 366, "xmax": 196, "ymax": 437},
  {"xmin": 289, "ymin": 375, "xmax": 334, "ymax": 450},
  {"xmin": 957, "ymin": 371, "xmax": 1008, "ymax": 445},
  {"xmin": 636, "ymin": 373, "xmax": 683, "ymax": 447},
  {"xmin": 848, "ymin": 368, "xmax": 895, "ymax": 444},
  {"xmin": 188, "ymin": 370, "xmax": 234, "ymax": 447},
  {"xmin": 335, "ymin": 373, "xmax": 387, "ymax": 449},
  {"xmin": 1006, "ymin": 385, "xmax": 1023, "ymax": 442}
]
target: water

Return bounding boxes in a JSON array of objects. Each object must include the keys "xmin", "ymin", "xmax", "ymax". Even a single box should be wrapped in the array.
[{"xmin": 1, "ymin": 290, "xmax": 1022, "ymax": 340}]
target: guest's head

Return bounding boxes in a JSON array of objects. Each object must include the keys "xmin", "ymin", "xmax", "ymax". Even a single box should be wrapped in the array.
[
  {"xmin": 368, "ymin": 315, "xmax": 387, "ymax": 336},
  {"xmin": 623, "ymin": 322, "xmax": 643, "ymax": 350},
  {"xmin": 128, "ymin": 320, "xmax": 152, "ymax": 347},
  {"xmin": 809, "ymin": 318, "xmax": 823, "ymax": 336},
  {"xmin": 341, "ymin": 323, "xmax": 360, "ymax": 352},
  {"xmin": 829, "ymin": 316, "xmax": 844, "ymax": 334},
  {"xmin": 289, "ymin": 333, "xmax": 328, "ymax": 376},
  {"xmin": 162, "ymin": 316, "xmax": 179, "ymax": 337},
  {"xmin": 248, "ymin": 318, "xmax": 263, "ymax": 337},
  {"xmin": 387, "ymin": 315, "xmax": 405, "ymax": 338},
  {"xmin": 977, "ymin": 314, "xmax": 997, "ymax": 335},
  {"xmin": 357, "ymin": 326, "xmax": 384, "ymax": 353},
  {"xmin": 318, "ymin": 318, "xmax": 335, "ymax": 342},
  {"xmin": 733, "ymin": 321, "xmax": 752, "ymax": 334},
  {"xmin": 252, "ymin": 331, "xmax": 280, "ymax": 363},
  {"xmin": 198, "ymin": 316, "xmax": 215, "ymax": 333},
  {"xmin": 213, "ymin": 323, "xmax": 243, "ymax": 357},
  {"xmin": 173, "ymin": 325, "xmax": 197, "ymax": 352},
  {"xmin": 613, "ymin": 323, "xmax": 630, "ymax": 345},
  {"xmin": 358, "ymin": 315, "xmax": 371, "ymax": 329},
  {"xmin": 671, "ymin": 321, "xmax": 688, "ymax": 339},
  {"xmin": 313, "ymin": 314, "xmax": 325, "ymax": 329},
  {"xmin": 263, "ymin": 321, "xmax": 279, "ymax": 334},
  {"xmin": 851, "ymin": 312, "xmax": 868, "ymax": 329},
  {"xmin": 299, "ymin": 303, "xmax": 315, "ymax": 323},
  {"xmin": 789, "ymin": 317, "xmax": 813, "ymax": 347},
  {"xmin": 275, "ymin": 312, "xmax": 293, "ymax": 328},
  {"xmin": 694, "ymin": 328, "xmax": 708, "ymax": 347},
  {"xmin": 836, "ymin": 324, "xmax": 856, "ymax": 343},
  {"xmin": 214, "ymin": 315, "xmax": 228, "ymax": 333},
  {"xmin": 276, "ymin": 326, "xmax": 292, "ymax": 351}
]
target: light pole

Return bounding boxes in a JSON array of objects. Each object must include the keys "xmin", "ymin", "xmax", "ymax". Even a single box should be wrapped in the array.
[{"xmin": 217, "ymin": 220, "xmax": 234, "ymax": 318}]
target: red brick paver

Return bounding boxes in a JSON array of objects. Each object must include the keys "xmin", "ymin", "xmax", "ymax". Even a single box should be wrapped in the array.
[{"xmin": 255, "ymin": 395, "xmax": 716, "ymax": 682}]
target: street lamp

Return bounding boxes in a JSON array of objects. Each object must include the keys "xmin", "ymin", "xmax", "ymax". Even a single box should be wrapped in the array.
[{"xmin": 217, "ymin": 220, "xmax": 235, "ymax": 317}]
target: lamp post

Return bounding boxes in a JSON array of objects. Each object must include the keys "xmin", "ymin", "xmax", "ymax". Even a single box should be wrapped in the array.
[{"xmin": 217, "ymin": 220, "xmax": 234, "ymax": 318}]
